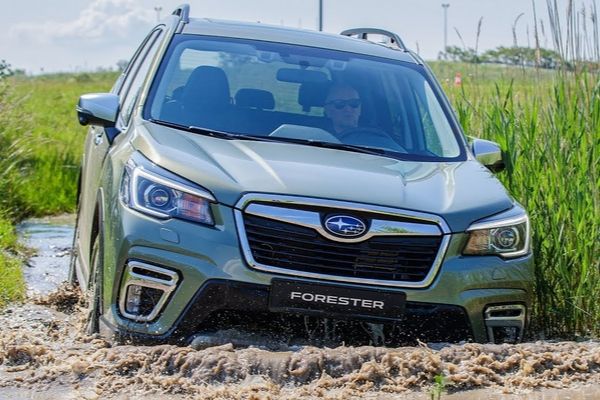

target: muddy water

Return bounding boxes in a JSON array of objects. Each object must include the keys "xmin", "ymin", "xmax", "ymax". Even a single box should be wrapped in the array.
[
  {"xmin": 16, "ymin": 214, "xmax": 75, "ymax": 297},
  {"xmin": 0, "ymin": 217, "xmax": 599, "ymax": 400}
]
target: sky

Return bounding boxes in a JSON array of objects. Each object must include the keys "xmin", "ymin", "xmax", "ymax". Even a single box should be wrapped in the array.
[{"xmin": 0, "ymin": 0, "xmax": 596, "ymax": 74}]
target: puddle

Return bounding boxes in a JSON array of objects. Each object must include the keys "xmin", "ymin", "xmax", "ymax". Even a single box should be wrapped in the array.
[
  {"xmin": 16, "ymin": 214, "xmax": 75, "ymax": 296},
  {"xmin": 0, "ymin": 216, "xmax": 598, "ymax": 399}
]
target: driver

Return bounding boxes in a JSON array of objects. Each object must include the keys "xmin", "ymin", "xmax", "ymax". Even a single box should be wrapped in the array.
[{"xmin": 323, "ymin": 84, "xmax": 362, "ymax": 136}]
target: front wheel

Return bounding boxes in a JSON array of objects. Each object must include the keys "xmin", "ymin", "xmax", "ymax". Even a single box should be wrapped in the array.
[
  {"xmin": 67, "ymin": 253, "xmax": 79, "ymax": 286},
  {"xmin": 68, "ymin": 168, "xmax": 83, "ymax": 286},
  {"xmin": 85, "ymin": 235, "xmax": 103, "ymax": 335},
  {"xmin": 68, "ymin": 222, "xmax": 81, "ymax": 286}
]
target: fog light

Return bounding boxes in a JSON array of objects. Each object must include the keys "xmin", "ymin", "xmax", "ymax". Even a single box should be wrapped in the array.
[
  {"xmin": 119, "ymin": 262, "xmax": 179, "ymax": 322},
  {"xmin": 125, "ymin": 284, "xmax": 165, "ymax": 316},
  {"xmin": 126, "ymin": 284, "xmax": 142, "ymax": 314},
  {"xmin": 484, "ymin": 304, "xmax": 526, "ymax": 343},
  {"xmin": 491, "ymin": 326, "xmax": 519, "ymax": 344}
]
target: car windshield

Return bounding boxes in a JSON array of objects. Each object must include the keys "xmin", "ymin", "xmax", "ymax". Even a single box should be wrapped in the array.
[{"xmin": 145, "ymin": 34, "xmax": 464, "ymax": 161}]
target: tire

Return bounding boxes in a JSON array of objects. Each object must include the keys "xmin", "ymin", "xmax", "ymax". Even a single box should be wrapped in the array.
[
  {"xmin": 67, "ymin": 242, "xmax": 79, "ymax": 286},
  {"xmin": 68, "ymin": 168, "xmax": 83, "ymax": 286},
  {"xmin": 85, "ymin": 235, "xmax": 103, "ymax": 335},
  {"xmin": 67, "ymin": 218, "xmax": 81, "ymax": 286}
]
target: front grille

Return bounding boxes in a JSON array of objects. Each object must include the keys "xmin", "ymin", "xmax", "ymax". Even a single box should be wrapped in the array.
[{"xmin": 244, "ymin": 214, "xmax": 442, "ymax": 282}]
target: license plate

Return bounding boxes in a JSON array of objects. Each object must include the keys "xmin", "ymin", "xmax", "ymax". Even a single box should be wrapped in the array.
[{"xmin": 269, "ymin": 279, "xmax": 405, "ymax": 320}]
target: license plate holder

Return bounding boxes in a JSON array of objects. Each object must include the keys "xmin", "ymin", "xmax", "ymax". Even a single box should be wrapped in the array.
[{"xmin": 269, "ymin": 279, "xmax": 406, "ymax": 320}]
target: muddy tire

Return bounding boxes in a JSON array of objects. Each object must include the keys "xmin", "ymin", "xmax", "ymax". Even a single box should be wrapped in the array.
[
  {"xmin": 67, "ymin": 246, "xmax": 79, "ymax": 286},
  {"xmin": 85, "ymin": 235, "xmax": 103, "ymax": 335},
  {"xmin": 67, "ymin": 219, "xmax": 81, "ymax": 286},
  {"xmin": 69, "ymin": 170, "xmax": 82, "ymax": 286}
]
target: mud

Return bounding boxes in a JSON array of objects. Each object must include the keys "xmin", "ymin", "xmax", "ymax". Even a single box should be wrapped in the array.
[{"xmin": 1, "ymin": 216, "xmax": 599, "ymax": 399}]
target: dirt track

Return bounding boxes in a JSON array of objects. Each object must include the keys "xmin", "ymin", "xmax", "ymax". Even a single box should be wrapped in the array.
[{"xmin": 1, "ymin": 216, "xmax": 599, "ymax": 400}]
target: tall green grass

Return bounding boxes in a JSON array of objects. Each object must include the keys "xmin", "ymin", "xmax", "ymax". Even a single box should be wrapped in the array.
[
  {"xmin": 8, "ymin": 72, "xmax": 118, "ymax": 217},
  {"xmin": 0, "ymin": 67, "xmax": 27, "ymax": 306},
  {"xmin": 437, "ymin": 0, "xmax": 599, "ymax": 337},
  {"xmin": 0, "ymin": 215, "xmax": 24, "ymax": 308},
  {"xmin": 0, "ymin": 71, "xmax": 117, "ymax": 307},
  {"xmin": 431, "ymin": 50, "xmax": 599, "ymax": 338}
]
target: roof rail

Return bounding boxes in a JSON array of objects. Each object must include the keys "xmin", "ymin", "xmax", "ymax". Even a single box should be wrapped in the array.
[
  {"xmin": 172, "ymin": 4, "xmax": 190, "ymax": 24},
  {"xmin": 340, "ymin": 28, "xmax": 407, "ymax": 51}
]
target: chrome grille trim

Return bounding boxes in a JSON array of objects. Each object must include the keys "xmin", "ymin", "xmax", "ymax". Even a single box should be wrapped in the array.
[
  {"xmin": 245, "ymin": 203, "xmax": 442, "ymax": 243},
  {"xmin": 235, "ymin": 194, "xmax": 451, "ymax": 234},
  {"xmin": 234, "ymin": 194, "xmax": 451, "ymax": 288}
]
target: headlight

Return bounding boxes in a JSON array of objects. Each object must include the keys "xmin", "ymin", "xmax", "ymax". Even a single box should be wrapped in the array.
[
  {"xmin": 463, "ymin": 207, "xmax": 530, "ymax": 259},
  {"xmin": 120, "ymin": 153, "xmax": 215, "ymax": 225}
]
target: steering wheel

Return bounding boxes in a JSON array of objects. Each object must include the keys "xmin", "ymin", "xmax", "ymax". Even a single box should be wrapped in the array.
[{"xmin": 338, "ymin": 127, "xmax": 407, "ymax": 153}]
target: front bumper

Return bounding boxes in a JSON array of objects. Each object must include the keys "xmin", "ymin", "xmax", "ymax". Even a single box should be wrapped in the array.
[
  {"xmin": 102, "ymin": 279, "xmax": 475, "ymax": 345},
  {"xmin": 100, "ymin": 201, "xmax": 534, "ymax": 344}
]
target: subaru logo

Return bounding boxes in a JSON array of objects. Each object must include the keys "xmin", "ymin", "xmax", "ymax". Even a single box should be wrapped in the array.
[{"xmin": 324, "ymin": 215, "xmax": 367, "ymax": 237}]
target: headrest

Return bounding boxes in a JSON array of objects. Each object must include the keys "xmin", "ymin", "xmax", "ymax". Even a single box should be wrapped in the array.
[
  {"xmin": 181, "ymin": 66, "xmax": 231, "ymax": 109},
  {"xmin": 298, "ymin": 81, "xmax": 330, "ymax": 112},
  {"xmin": 235, "ymin": 88, "xmax": 275, "ymax": 110}
]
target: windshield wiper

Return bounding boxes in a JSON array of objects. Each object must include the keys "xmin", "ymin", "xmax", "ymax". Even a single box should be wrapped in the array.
[
  {"xmin": 149, "ymin": 119, "xmax": 233, "ymax": 139},
  {"xmin": 149, "ymin": 119, "xmax": 410, "ymax": 159},
  {"xmin": 273, "ymin": 137, "xmax": 392, "ymax": 157},
  {"xmin": 149, "ymin": 119, "xmax": 275, "ymax": 142}
]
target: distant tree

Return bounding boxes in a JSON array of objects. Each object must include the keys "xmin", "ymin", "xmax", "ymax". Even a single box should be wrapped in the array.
[
  {"xmin": 444, "ymin": 46, "xmax": 487, "ymax": 64},
  {"xmin": 0, "ymin": 60, "xmax": 13, "ymax": 80},
  {"xmin": 536, "ymin": 48, "xmax": 565, "ymax": 69},
  {"xmin": 484, "ymin": 46, "xmax": 563, "ymax": 69},
  {"xmin": 443, "ymin": 45, "xmax": 564, "ymax": 69},
  {"xmin": 116, "ymin": 59, "xmax": 129, "ymax": 72}
]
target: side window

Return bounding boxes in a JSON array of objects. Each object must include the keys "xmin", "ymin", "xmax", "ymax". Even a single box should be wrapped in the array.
[
  {"xmin": 115, "ymin": 31, "xmax": 157, "ymax": 97},
  {"xmin": 111, "ymin": 73, "xmax": 126, "ymax": 95},
  {"xmin": 119, "ymin": 29, "xmax": 164, "ymax": 126}
]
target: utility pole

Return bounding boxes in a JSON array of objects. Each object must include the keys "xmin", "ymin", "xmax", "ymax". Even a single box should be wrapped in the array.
[
  {"xmin": 442, "ymin": 3, "xmax": 450, "ymax": 57},
  {"xmin": 154, "ymin": 6, "xmax": 163, "ymax": 23},
  {"xmin": 318, "ymin": 0, "xmax": 323, "ymax": 31}
]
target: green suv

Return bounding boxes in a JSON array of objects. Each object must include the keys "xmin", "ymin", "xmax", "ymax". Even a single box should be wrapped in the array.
[{"xmin": 73, "ymin": 5, "xmax": 533, "ymax": 346}]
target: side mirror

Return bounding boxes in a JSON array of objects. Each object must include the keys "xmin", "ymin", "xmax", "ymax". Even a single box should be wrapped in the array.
[
  {"xmin": 471, "ymin": 138, "xmax": 505, "ymax": 173},
  {"xmin": 76, "ymin": 93, "xmax": 119, "ymax": 127}
]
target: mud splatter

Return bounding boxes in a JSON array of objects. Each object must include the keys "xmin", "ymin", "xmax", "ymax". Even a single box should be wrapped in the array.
[
  {"xmin": 32, "ymin": 283, "xmax": 83, "ymax": 313},
  {"xmin": 1, "ymin": 297, "xmax": 599, "ymax": 399}
]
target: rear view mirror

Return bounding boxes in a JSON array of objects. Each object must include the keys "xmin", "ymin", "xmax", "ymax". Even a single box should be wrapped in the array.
[
  {"xmin": 276, "ymin": 68, "xmax": 329, "ymax": 84},
  {"xmin": 471, "ymin": 138, "xmax": 505, "ymax": 173},
  {"xmin": 77, "ymin": 93, "xmax": 119, "ymax": 127}
]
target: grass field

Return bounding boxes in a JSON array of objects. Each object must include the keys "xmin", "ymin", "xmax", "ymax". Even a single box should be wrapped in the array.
[
  {"xmin": 0, "ymin": 72, "xmax": 115, "ymax": 306},
  {"xmin": 436, "ymin": 63, "xmax": 599, "ymax": 337},
  {"xmin": 0, "ymin": 77, "xmax": 27, "ymax": 308},
  {"xmin": 8, "ymin": 72, "xmax": 118, "ymax": 217},
  {"xmin": 0, "ymin": 62, "xmax": 598, "ymax": 337}
]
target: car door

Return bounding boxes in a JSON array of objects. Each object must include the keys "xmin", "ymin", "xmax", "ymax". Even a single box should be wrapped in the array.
[{"xmin": 77, "ymin": 27, "xmax": 164, "ymax": 284}]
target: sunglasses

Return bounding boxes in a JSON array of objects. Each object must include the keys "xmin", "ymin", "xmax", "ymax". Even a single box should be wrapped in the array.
[{"xmin": 326, "ymin": 98, "xmax": 362, "ymax": 110}]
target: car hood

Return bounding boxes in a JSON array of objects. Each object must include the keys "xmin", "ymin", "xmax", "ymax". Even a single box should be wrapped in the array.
[{"xmin": 132, "ymin": 123, "xmax": 514, "ymax": 232}]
